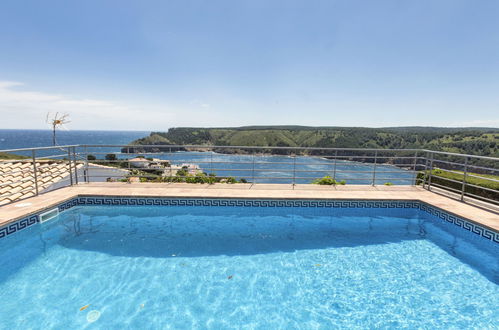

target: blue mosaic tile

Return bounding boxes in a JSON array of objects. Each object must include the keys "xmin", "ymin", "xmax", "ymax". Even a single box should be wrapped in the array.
[
  {"xmin": 76, "ymin": 197, "xmax": 421, "ymax": 209},
  {"xmin": 58, "ymin": 198, "xmax": 79, "ymax": 211},
  {"xmin": 419, "ymin": 202, "xmax": 499, "ymax": 243},
  {"xmin": 0, "ymin": 215, "xmax": 38, "ymax": 239},
  {"xmin": 1, "ymin": 197, "xmax": 496, "ymax": 244}
]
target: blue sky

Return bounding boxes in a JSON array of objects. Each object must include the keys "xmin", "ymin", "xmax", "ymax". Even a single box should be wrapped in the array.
[{"xmin": 0, "ymin": 0, "xmax": 498, "ymax": 130}]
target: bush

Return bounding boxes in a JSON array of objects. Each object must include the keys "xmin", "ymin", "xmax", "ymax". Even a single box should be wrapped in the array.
[
  {"xmin": 87, "ymin": 154, "xmax": 96, "ymax": 160},
  {"xmin": 105, "ymin": 154, "xmax": 117, "ymax": 161},
  {"xmin": 312, "ymin": 176, "xmax": 345, "ymax": 185},
  {"xmin": 384, "ymin": 182, "xmax": 393, "ymax": 186}
]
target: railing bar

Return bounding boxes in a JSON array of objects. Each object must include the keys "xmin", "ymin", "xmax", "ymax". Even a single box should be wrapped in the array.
[
  {"xmin": 462, "ymin": 192, "xmax": 499, "ymax": 205},
  {"xmin": 430, "ymin": 175, "xmax": 468, "ymax": 185},
  {"xmin": 84, "ymin": 175, "xmax": 417, "ymax": 181},
  {"xmin": 463, "ymin": 183, "xmax": 499, "ymax": 193},
  {"xmin": 2, "ymin": 144, "xmax": 497, "ymax": 161},
  {"xmin": 0, "ymin": 145, "xmax": 80, "ymax": 153},
  {"xmin": 465, "ymin": 173, "xmax": 499, "ymax": 183},
  {"xmin": 431, "ymin": 168, "xmax": 499, "ymax": 183},
  {"xmin": 465, "ymin": 164, "xmax": 499, "ymax": 172},
  {"xmin": 429, "ymin": 182, "xmax": 463, "ymax": 194},
  {"xmin": 421, "ymin": 149, "xmax": 499, "ymax": 161}
]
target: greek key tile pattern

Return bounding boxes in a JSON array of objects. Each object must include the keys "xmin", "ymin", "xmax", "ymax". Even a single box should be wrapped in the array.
[
  {"xmin": 75, "ymin": 196, "xmax": 421, "ymax": 209},
  {"xmin": 419, "ymin": 202, "xmax": 499, "ymax": 243},
  {"xmin": 0, "ymin": 215, "xmax": 38, "ymax": 239},
  {"xmin": 1, "ymin": 197, "xmax": 496, "ymax": 244}
]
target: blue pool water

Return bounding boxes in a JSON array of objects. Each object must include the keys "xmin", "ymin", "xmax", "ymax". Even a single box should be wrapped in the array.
[{"xmin": 0, "ymin": 205, "xmax": 497, "ymax": 328}]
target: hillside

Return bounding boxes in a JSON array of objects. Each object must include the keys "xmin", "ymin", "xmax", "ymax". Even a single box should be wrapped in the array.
[
  {"xmin": 0, "ymin": 152, "xmax": 29, "ymax": 160},
  {"xmin": 128, "ymin": 126, "xmax": 499, "ymax": 157}
]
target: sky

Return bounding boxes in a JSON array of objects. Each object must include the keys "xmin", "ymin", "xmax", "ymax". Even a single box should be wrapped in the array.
[{"xmin": 0, "ymin": 0, "xmax": 498, "ymax": 130}]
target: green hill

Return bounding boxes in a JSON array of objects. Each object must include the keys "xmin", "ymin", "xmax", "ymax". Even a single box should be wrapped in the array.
[{"xmin": 128, "ymin": 126, "xmax": 499, "ymax": 157}]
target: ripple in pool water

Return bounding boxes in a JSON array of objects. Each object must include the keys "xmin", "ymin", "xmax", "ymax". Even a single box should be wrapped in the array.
[{"xmin": 0, "ymin": 205, "xmax": 497, "ymax": 328}]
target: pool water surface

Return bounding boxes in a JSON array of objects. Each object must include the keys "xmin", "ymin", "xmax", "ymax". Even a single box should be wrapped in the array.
[{"xmin": 0, "ymin": 204, "xmax": 497, "ymax": 328}]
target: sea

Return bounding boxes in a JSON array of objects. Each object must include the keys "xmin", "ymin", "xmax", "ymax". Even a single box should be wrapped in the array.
[
  {"xmin": 0, "ymin": 129, "xmax": 415, "ymax": 184},
  {"xmin": 0, "ymin": 129, "xmax": 149, "ymax": 153}
]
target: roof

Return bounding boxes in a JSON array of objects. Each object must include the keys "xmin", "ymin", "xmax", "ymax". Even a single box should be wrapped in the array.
[{"xmin": 0, "ymin": 160, "xmax": 83, "ymax": 206}]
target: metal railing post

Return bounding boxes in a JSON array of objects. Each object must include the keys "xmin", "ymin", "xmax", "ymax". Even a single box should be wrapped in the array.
[
  {"xmin": 412, "ymin": 150, "xmax": 418, "ymax": 186},
  {"xmin": 32, "ymin": 149, "xmax": 39, "ymax": 196},
  {"xmin": 252, "ymin": 153, "xmax": 256, "ymax": 184},
  {"xmin": 292, "ymin": 154, "xmax": 297, "ymax": 188},
  {"xmin": 67, "ymin": 147, "xmax": 73, "ymax": 186},
  {"xmin": 427, "ymin": 152, "xmax": 434, "ymax": 190},
  {"xmin": 210, "ymin": 150, "xmax": 213, "ymax": 176},
  {"xmin": 84, "ymin": 145, "xmax": 89, "ymax": 183},
  {"xmin": 72, "ymin": 146, "xmax": 78, "ymax": 185},
  {"xmin": 332, "ymin": 150, "xmax": 338, "ymax": 180},
  {"xmin": 422, "ymin": 151, "xmax": 429, "ymax": 188},
  {"xmin": 372, "ymin": 151, "xmax": 378, "ymax": 186},
  {"xmin": 461, "ymin": 156, "xmax": 469, "ymax": 201}
]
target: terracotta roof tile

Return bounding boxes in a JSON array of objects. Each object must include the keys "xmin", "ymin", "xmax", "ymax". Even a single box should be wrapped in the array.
[{"xmin": 0, "ymin": 160, "xmax": 83, "ymax": 205}]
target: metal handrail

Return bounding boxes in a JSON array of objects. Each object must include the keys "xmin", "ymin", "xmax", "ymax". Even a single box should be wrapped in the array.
[
  {"xmin": 0, "ymin": 144, "xmax": 497, "ymax": 208},
  {"xmin": 0, "ymin": 145, "xmax": 79, "ymax": 153}
]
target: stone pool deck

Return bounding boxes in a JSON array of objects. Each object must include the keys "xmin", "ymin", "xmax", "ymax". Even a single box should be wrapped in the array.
[{"xmin": 0, "ymin": 183, "xmax": 498, "ymax": 232}]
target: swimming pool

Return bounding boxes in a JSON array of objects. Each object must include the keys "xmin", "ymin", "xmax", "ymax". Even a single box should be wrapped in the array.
[{"xmin": 0, "ymin": 198, "xmax": 497, "ymax": 328}]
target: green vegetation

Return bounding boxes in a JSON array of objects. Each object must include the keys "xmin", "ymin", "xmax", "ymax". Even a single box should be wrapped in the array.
[
  {"xmin": 417, "ymin": 169, "xmax": 498, "ymax": 200},
  {"xmin": 116, "ymin": 166, "xmax": 247, "ymax": 184},
  {"xmin": 0, "ymin": 152, "xmax": 29, "ymax": 160},
  {"xmin": 312, "ymin": 176, "xmax": 346, "ymax": 185},
  {"xmin": 128, "ymin": 126, "xmax": 499, "ymax": 157},
  {"xmin": 105, "ymin": 153, "xmax": 117, "ymax": 161},
  {"xmin": 419, "ymin": 169, "xmax": 499, "ymax": 190},
  {"xmin": 384, "ymin": 182, "xmax": 394, "ymax": 186}
]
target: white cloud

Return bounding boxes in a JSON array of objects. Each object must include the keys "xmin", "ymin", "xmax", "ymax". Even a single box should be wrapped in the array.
[
  {"xmin": 0, "ymin": 81, "xmax": 246, "ymax": 130},
  {"xmin": 0, "ymin": 80, "xmax": 179, "ymax": 130},
  {"xmin": 188, "ymin": 99, "xmax": 211, "ymax": 109}
]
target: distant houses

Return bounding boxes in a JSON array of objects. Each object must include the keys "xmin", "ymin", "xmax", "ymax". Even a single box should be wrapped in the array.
[{"xmin": 128, "ymin": 157, "xmax": 201, "ymax": 176}]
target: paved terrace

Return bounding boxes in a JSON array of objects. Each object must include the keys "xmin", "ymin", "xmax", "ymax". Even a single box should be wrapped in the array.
[{"xmin": 0, "ymin": 183, "xmax": 498, "ymax": 232}]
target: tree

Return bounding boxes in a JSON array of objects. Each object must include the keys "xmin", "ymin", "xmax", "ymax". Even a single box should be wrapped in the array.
[
  {"xmin": 46, "ymin": 112, "xmax": 70, "ymax": 146},
  {"xmin": 105, "ymin": 154, "xmax": 117, "ymax": 161}
]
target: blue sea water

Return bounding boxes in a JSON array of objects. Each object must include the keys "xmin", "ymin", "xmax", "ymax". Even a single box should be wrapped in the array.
[
  {"xmin": 156, "ymin": 152, "xmax": 415, "ymax": 184},
  {"xmin": 0, "ymin": 129, "xmax": 414, "ymax": 184},
  {"xmin": 0, "ymin": 205, "xmax": 497, "ymax": 328},
  {"xmin": 0, "ymin": 129, "xmax": 149, "ymax": 154}
]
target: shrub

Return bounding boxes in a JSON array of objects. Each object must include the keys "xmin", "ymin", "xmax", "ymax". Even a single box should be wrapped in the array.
[
  {"xmin": 384, "ymin": 182, "xmax": 393, "ymax": 186},
  {"xmin": 176, "ymin": 169, "xmax": 188, "ymax": 178},
  {"xmin": 312, "ymin": 176, "xmax": 343, "ymax": 185},
  {"xmin": 87, "ymin": 154, "xmax": 96, "ymax": 160},
  {"xmin": 105, "ymin": 154, "xmax": 117, "ymax": 161}
]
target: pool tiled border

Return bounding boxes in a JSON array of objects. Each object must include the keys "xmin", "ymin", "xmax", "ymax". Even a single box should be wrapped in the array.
[{"xmin": 1, "ymin": 196, "xmax": 498, "ymax": 244}]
